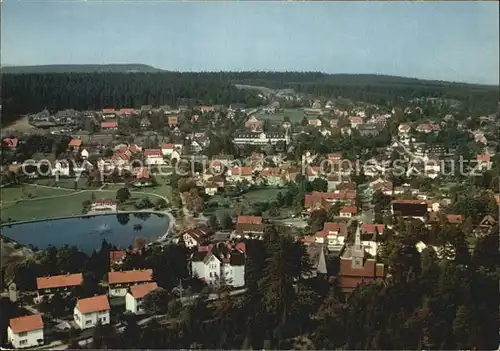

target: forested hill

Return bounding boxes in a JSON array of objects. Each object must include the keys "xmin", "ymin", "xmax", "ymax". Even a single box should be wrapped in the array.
[
  {"xmin": 2, "ymin": 70, "xmax": 498, "ymax": 126},
  {"xmin": 2, "ymin": 64, "xmax": 164, "ymax": 74}
]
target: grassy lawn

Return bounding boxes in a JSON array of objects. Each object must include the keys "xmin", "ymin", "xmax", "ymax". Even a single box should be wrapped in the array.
[
  {"xmin": 242, "ymin": 187, "xmax": 284, "ymax": 202},
  {"xmin": 1, "ymin": 191, "xmax": 112, "ymax": 222},
  {"xmin": 33, "ymin": 177, "xmax": 96, "ymax": 190},
  {"xmin": 1, "ymin": 185, "xmax": 74, "ymax": 203},
  {"xmin": 255, "ymin": 108, "xmax": 305, "ymax": 123}
]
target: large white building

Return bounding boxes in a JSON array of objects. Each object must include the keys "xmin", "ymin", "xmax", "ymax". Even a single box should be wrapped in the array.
[
  {"xmin": 233, "ymin": 131, "xmax": 289, "ymax": 146},
  {"xmin": 74, "ymin": 295, "xmax": 110, "ymax": 330},
  {"xmin": 190, "ymin": 243, "xmax": 246, "ymax": 288},
  {"xmin": 8, "ymin": 314, "xmax": 44, "ymax": 349},
  {"xmin": 125, "ymin": 282, "xmax": 159, "ymax": 314}
]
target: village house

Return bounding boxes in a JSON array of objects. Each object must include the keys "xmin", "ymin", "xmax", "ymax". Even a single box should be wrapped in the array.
[
  {"xmin": 330, "ymin": 119, "xmax": 339, "ymax": 129},
  {"xmin": 332, "ymin": 226, "xmax": 385, "ymax": 294},
  {"xmin": 91, "ymin": 199, "xmax": 117, "ymax": 212},
  {"xmin": 117, "ymin": 108, "xmax": 137, "ymax": 117},
  {"xmin": 244, "ymin": 116, "xmax": 262, "ymax": 131},
  {"xmin": 227, "ymin": 167, "xmax": 253, "ymax": 183},
  {"xmin": 108, "ymin": 269, "xmax": 154, "ymax": 297},
  {"xmin": 101, "ymin": 121, "xmax": 118, "ymax": 131},
  {"xmin": 260, "ymin": 168, "xmax": 284, "ymax": 186},
  {"xmin": 348, "ymin": 116, "xmax": 363, "ymax": 129},
  {"xmin": 51, "ymin": 160, "xmax": 70, "ymax": 177},
  {"xmin": 427, "ymin": 213, "xmax": 464, "ymax": 226},
  {"xmin": 235, "ymin": 216, "xmax": 265, "ymax": 239},
  {"xmin": 125, "ymin": 282, "xmax": 159, "ymax": 314},
  {"xmin": 204, "ymin": 182, "xmax": 219, "ymax": 196},
  {"xmin": 182, "ymin": 225, "xmax": 214, "ymax": 248},
  {"xmin": 339, "ymin": 205, "xmax": 358, "ymax": 218},
  {"xmin": 2, "ymin": 137, "xmax": 18, "ymax": 150},
  {"xmin": 74, "ymin": 295, "xmax": 110, "ymax": 330},
  {"xmin": 101, "ymin": 109, "xmax": 117, "ymax": 119},
  {"xmin": 167, "ymin": 116, "xmax": 179, "ymax": 126},
  {"xmin": 190, "ymin": 242, "xmax": 246, "ymax": 288},
  {"xmin": 304, "ymin": 191, "xmax": 357, "ymax": 212},
  {"xmin": 35, "ymin": 273, "xmax": 83, "ymax": 303},
  {"xmin": 398, "ymin": 124, "xmax": 411, "ymax": 136},
  {"xmin": 476, "ymin": 153, "xmax": 492, "ymax": 171},
  {"xmin": 144, "ymin": 149, "xmax": 165, "ymax": 165},
  {"xmin": 320, "ymin": 222, "xmax": 347, "ymax": 252},
  {"xmin": 391, "ymin": 200, "xmax": 428, "ymax": 221},
  {"xmin": 360, "ymin": 224, "xmax": 385, "ymax": 257},
  {"xmin": 132, "ymin": 167, "xmax": 153, "ymax": 187},
  {"xmin": 8, "ymin": 314, "xmax": 44, "ymax": 349},
  {"xmin": 424, "ymin": 156, "xmax": 441, "ymax": 179},
  {"xmin": 308, "ymin": 119, "xmax": 322, "ymax": 127},
  {"xmin": 69, "ymin": 138, "xmax": 82, "ymax": 151}
]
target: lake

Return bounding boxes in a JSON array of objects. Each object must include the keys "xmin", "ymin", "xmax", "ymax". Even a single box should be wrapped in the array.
[{"xmin": 1, "ymin": 212, "xmax": 170, "ymax": 253}]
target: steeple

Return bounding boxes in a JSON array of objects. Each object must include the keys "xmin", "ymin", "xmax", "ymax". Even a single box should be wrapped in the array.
[{"xmin": 351, "ymin": 224, "xmax": 365, "ymax": 269}]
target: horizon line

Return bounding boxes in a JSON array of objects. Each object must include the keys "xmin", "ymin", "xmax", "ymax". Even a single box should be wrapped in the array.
[{"xmin": 3, "ymin": 63, "xmax": 499, "ymax": 87}]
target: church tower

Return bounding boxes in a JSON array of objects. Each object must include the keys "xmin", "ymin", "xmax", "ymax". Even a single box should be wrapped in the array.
[{"xmin": 351, "ymin": 224, "xmax": 365, "ymax": 269}]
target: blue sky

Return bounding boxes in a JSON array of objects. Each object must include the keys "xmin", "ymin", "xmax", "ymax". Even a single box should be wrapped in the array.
[{"xmin": 2, "ymin": 1, "xmax": 499, "ymax": 85}]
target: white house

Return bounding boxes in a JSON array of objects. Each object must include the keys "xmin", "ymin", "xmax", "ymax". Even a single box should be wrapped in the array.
[
  {"xmin": 108, "ymin": 269, "xmax": 153, "ymax": 297},
  {"xmin": 125, "ymin": 282, "xmax": 159, "ymax": 314},
  {"xmin": 191, "ymin": 243, "xmax": 245, "ymax": 288},
  {"xmin": 144, "ymin": 149, "xmax": 165, "ymax": 165},
  {"xmin": 51, "ymin": 160, "xmax": 70, "ymax": 177},
  {"xmin": 8, "ymin": 314, "xmax": 44, "ymax": 349},
  {"xmin": 322, "ymin": 223, "xmax": 347, "ymax": 252},
  {"xmin": 182, "ymin": 226, "xmax": 213, "ymax": 248},
  {"xmin": 339, "ymin": 206, "xmax": 358, "ymax": 218},
  {"xmin": 74, "ymin": 295, "xmax": 110, "ymax": 330},
  {"xmin": 204, "ymin": 183, "xmax": 218, "ymax": 196},
  {"xmin": 81, "ymin": 148, "xmax": 89, "ymax": 159},
  {"xmin": 90, "ymin": 199, "xmax": 117, "ymax": 212}
]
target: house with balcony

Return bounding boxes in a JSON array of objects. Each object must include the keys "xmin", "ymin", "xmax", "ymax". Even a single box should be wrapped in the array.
[
  {"xmin": 74, "ymin": 295, "xmax": 110, "ymax": 330},
  {"xmin": 35, "ymin": 273, "xmax": 83, "ymax": 303},
  {"xmin": 322, "ymin": 222, "xmax": 348, "ymax": 252}
]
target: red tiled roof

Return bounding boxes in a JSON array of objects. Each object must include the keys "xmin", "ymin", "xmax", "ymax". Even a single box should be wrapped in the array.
[
  {"xmin": 118, "ymin": 108, "xmax": 136, "ymax": 115},
  {"xmin": 109, "ymin": 250, "xmax": 126, "ymax": 264},
  {"xmin": 477, "ymin": 154, "xmax": 490, "ymax": 162},
  {"xmin": 361, "ymin": 224, "xmax": 385, "ymax": 234},
  {"xmin": 136, "ymin": 167, "xmax": 150, "ymax": 179},
  {"xmin": 261, "ymin": 168, "xmax": 282, "ymax": 177},
  {"xmin": 392, "ymin": 199, "xmax": 427, "ymax": 205},
  {"xmin": 9, "ymin": 314, "xmax": 43, "ymax": 333},
  {"xmin": 129, "ymin": 282, "xmax": 158, "ymax": 299},
  {"xmin": 36, "ymin": 273, "xmax": 83, "ymax": 290},
  {"xmin": 101, "ymin": 121, "xmax": 118, "ymax": 129},
  {"xmin": 446, "ymin": 214, "xmax": 464, "ymax": 224},
  {"xmin": 102, "ymin": 108, "xmax": 116, "ymax": 114},
  {"xmin": 168, "ymin": 116, "xmax": 178, "ymax": 125},
  {"xmin": 349, "ymin": 116, "xmax": 363, "ymax": 124},
  {"xmin": 76, "ymin": 295, "xmax": 110, "ymax": 314},
  {"xmin": 235, "ymin": 242, "xmax": 246, "ymax": 255},
  {"xmin": 108, "ymin": 269, "xmax": 153, "ymax": 284},
  {"xmin": 231, "ymin": 167, "xmax": 253, "ymax": 176},
  {"xmin": 340, "ymin": 206, "xmax": 358, "ymax": 215},
  {"xmin": 314, "ymin": 231, "xmax": 328, "ymax": 238},
  {"xmin": 144, "ymin": 149, "xmax": 162, "ymax": 157},
  {"xmin": 323, "ymin": 222, "xmax": 347, "ymax": 236},
  {"xmin": 339, "ymin": 257, "xmax": 384, "ymax": 278},
  {"xmin": 237, "ymin": 216, "xmax": 262, "ymax": 224},
  {"xmin": 68, "ymin": 139, "xmax": 82, "ymax": 147},
  {"xmin": 328, "ymin": 153, "xmax": 342, "ymax": 160},
  {"xmin": 2, "ymin": 138, "xmax": 18, "ymax": 149},
  {"xmin": 93, "ymin": 199, "xmax": 116, "ymax": 205}
]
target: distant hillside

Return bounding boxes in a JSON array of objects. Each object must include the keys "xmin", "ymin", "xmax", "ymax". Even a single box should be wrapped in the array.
[{"xmin": 2, "ymin": 64, "xmax": 164, "ymax": 74}]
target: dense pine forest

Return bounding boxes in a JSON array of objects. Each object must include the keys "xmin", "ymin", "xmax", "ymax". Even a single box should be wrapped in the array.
[{"xmin": 2, "ymin": 70, "xmax": 498, "ymax": 126}]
